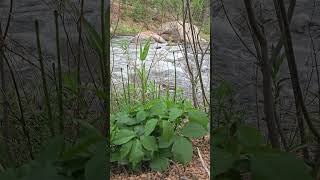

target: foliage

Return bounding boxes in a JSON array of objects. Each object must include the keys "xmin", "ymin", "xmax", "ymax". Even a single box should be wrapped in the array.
[
  {"xmin": 110, "ymin": 99, "xmax": 209, "ymax": 171},
  {"xmin": 0, "ymin": 123, "xmax": 107, "ymax": 180},
  {"xmin": 213, "ymin": 122, "xmax": 314, "ymax": 180},
  {"xmin": 113, "ymin": 0, "xmax": 210, "ymax": 37},
  {"xmin": 137, "ymin": 38, "xmax": 151, "ymax": 103},
  {"xmin": 213, "ymin": 81, "xmax": 244, "ymax": 127},
  {"xmin": 131, "ymin": 0, "xmax": 146, "ymax": 22},
  {"xmin": 190, "ymin": 0, "xmax": 208, "ymax": 22}
]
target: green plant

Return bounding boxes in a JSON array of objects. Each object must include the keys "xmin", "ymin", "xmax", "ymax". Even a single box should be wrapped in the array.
[
  {"xmin": 213, "ymin": 122, "xmax": 314, "ymax": 180},
  {"xmin": 0, "ymin": 122, "xmax": 107, "ymax": 180},
  {"xmin": 137, "ymin": 38, "xmax": 151, "ymax": 103},
  {"xmin": 271, "ymin": 53, "xmax": 289, "ymax": 101},
  {"xmin": 132, "ymin": 0, "xmax": 145, "ymax": 22},
  {"xmin": 213, "ymin": 81, "xmax": 244, "ymax": 127},
  {"xmin": 110, "ymin": 98, "xmax": 208, "ymax": 171},
  {"xmin": 190, "ymin": 0, "xmax": 207, "ymax": 22}
]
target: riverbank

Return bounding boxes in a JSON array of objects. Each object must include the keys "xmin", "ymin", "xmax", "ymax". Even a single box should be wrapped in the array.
[{"xmin": 111, "ymin": 1, "xmax": 210, "ymax": 40}]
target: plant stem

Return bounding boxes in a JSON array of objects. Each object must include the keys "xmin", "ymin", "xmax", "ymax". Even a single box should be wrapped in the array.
[
  {"xmin": 127, "ymin": 64, "xmax": 130, "ymax": 104},
  {"xmin": 121, "ymin": 68, "xmax": 127, "ymax": 103},
  {"xmin": 54, "ymin": 10, "xmax": 64, "ymax": 134},
  {"xmin": 35, "ymin": 20, "xmax": 55, "ymax": 137},
  {"xmin": 173, "ymin": 52, "xmax": 177, "ymax": 102},
  {"xmin": 3, "ymin": 53, "xmax": 34, "ymax": 159},
  {"xmin": 0, "ymin": 23, "xmax": 15, "ymax": 165},
  {"xmin": 76, "ymin": 0, "xmax": 84, "ymax": 118}
]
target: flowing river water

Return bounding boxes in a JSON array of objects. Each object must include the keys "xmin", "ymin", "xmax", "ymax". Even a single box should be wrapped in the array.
[{"xmin": 111, "ymin": 36, "xmax": 210, "ymax": 102}]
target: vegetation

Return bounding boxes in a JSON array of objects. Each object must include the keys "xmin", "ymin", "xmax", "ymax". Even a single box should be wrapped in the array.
[
  {"xmin": 110, "ymin": 39, "xmax": 209, "ymax": 172},
  {"xmin": 211, "ymin": 81, "xmax": 315, "ymax": 179},
  {"xmin": 212, "ymin": 0, "xmax": 320, "ymax": 179},
  {"xmin": 111, "ymin": 98, "xmax": 208, "ymax": 171},
  {"xmin": 111, "ymin": 0, "xmax": 210, "ymax": 40},
  {"xmin": 213, "ymin": 123, "xmax": 313, "ymax": 180},
  {"xmin": 2, "ymin": 0, "xmax": 318, "ymax": 179},
  {"xmin": 1, "ymin": 0, "xmax": 210, "ymax": 179},
  {"xmin": 0, "ymin": 0, "xmax": 110, "ymax": 179}
]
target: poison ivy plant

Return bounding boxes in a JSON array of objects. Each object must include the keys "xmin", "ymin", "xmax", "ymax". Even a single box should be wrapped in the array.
[{"xmin": 110, "ymin": 99, "xmax": 209, "ymax": 171}]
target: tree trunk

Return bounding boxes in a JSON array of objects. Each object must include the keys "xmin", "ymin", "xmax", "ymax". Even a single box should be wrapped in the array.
[{"xmin": 243, "ymin": 0, "xmax": 280, "ymax": 148}]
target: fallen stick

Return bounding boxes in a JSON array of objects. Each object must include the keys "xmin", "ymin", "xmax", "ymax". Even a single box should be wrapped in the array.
[{"xmin": 197, "ymin": 147, "xmax": 210, "ymax": 177}]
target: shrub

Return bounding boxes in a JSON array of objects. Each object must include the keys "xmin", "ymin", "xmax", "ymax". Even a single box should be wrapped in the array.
[
  {"xmin": 132, "ymin": 0, "xmax": 145, "ymax": 22},
  {"xmin": 0, "ymin": 122, "xmax": 107, "ymax": 180},
  {"xmin": 110, "ymin": 99, "xmax": 209, "ymax": 171},
  {"xmin": 213, "ymin": 122, "xmax": 314, "ymax": 180}
]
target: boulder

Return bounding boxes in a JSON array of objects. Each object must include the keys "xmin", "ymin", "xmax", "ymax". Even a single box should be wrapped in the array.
[
  {"xmin": 158, "ymin": 21, "xmax": 200, "ymax": 44},
  {"xmin": 130, "ymin": 31, "xmax": 166, "ymax": 44}
]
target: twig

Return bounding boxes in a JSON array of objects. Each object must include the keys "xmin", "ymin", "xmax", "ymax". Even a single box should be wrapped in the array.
[
  {"xmin": 54, "ymin": 10, "xmax": 64, "ymax": 134},
  {"xmin": 35, "ymin": 20, "xmax": 55, "ymax": 137},
  {"xmin": 197, "ymin": 147, "xmax": 210, "ymax": 177}
]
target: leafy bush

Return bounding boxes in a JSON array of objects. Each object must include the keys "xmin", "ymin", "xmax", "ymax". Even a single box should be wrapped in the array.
[
  {"xmin": 213, "ymin": 81, "xmax": 244, "ymax": 127},
  {"xmin": 132, "ymin": 0, "xmax": 145, "ymax": 22},
  {"xmin": 213, "ymin": 122, "xmax": 314, "ymax": 180},
  {"xmin": 0, "ymin": 122, "xmax": 107, "ymax": 180},
  {"xmin": 110, "ymin": 99, "xmax": 209, "ymax": 171}
]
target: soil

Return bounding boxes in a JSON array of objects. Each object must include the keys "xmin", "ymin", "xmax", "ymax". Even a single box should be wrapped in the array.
[{"xmin": 110, "ymin": 135, "xmax": 210, "ymax": 180}]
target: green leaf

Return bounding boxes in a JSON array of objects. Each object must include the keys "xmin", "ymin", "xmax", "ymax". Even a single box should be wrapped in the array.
[
  {"xmin": 159, "ymin": 148, "xmax": 172, "ymax": 158},
  {"xmin": 144, "ymin": 118, "xmax": 158, "ymax": 136},
  {"xmin": 236, "ymin": 125, "xmax": 263, "ymax": 147},
  {"xmin": 111, "ymin": 151, "xmax": 120, "ymax": 162},
  {"xmin": 112, "ymin": 129, "xmax": 136, "ymax": 145},
  {"xmin": 212, "ymin": 127, "xmax": 229, "ymax": 146},
  {"xmin": 0, "ymin": 169, "xmax": 18, "ymax": 180},
  {"xmin": 120, "ymin": 140, "xmax": 133, "ymax": 159},
  {"xmin": 62, "ymin": 134, "xmax": 104, "ymax": 160},
  {"xmin": 37, "ymin": 135, "xmax": 64, "ymax": 163},
  {"xmin": 134, "ymin": 125, "xmax": 144, "ymax": 137},
  {"xmin": 172, "ymin": 136, "xmax": 193, "ymax": 165},
  {"xmin": 75, "ymin": 119, "xmax": 103, "ymax": 137},
  {"xmin": 150, "ymin": 157, "xmax": 169, "ymax": 172},
  {"xmin": 136, "ymin": 110, "xmax": 148, "ymax": 122},
  {"xmin": 215, "ymin": 81, "xmax": 233, "ymax": 99},
  {"xmin": 83, "ymin": 17, "xmax": 102, "ymax": 56},
  {"xmin": 85, "ymin": 145, "xmax": 107, "ymax": 180},
  {"xmin": 63, "ymin": 72, "xmax": 78, "ymax": 94},
  {"xmin": 140, "ymin": 136, "xmax": 158, "ymax": 151},
  {"xmin": 213, "ymin": 148, "xmax": 237, "ymax": 176},
  {"xmin": 188, "ymin": 109, "xmax": 208, "ymax": 129},
  {"xmin": 251, "ymin": 152, "xmax": 313, "ymax": 180},
  {"xmin": 20, "ymin": 162, "xmax": 70, "ymax": 180},
  {"xmin": 158, "ymin": 136, "xmax": 174, "ymax": 148},
  {"xmin": 129, "ymin": 139, "xmax": 145, "ymax": 165},
  {"xmin": 116, "ymin": 112, "xmax": 138, "ymax": 126},
  {"xmin": 162, "ymin": 121, "xmax": 174, "ymax": 141},
  {"xmin": 181, "ymin": 122, "xmax": 207, "ymax": 138},
  {"xmin": 139, "ymin": 38, "xmax": 151, "ymax": 61},
  {"xmin": 150, "ymin": 101, "xmax": 167, "ymax": 116},
  {"xmin": 168, "ymin": 107, "xmax": 183, "ymax": 122}
]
